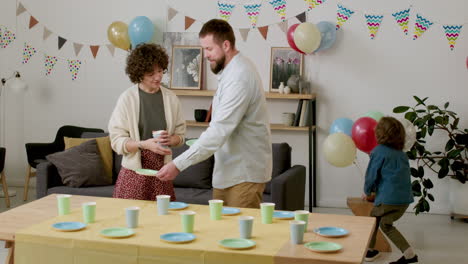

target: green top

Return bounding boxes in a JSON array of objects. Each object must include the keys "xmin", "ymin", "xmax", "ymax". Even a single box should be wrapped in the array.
[{"xmin": 138, "ymin": 88, "xmax": 167, "ymax": 140}]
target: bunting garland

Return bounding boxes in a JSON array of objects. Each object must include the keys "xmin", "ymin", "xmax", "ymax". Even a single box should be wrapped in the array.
[
  {"xmin": 336, "ymin": 4, "xmax": 355, "ymax": 30},
  {"xmin": 218, "ymin": 1, "xmax": 236, "ymax": 21},
  {"xmin": 304, "ymin": 0, "xmax": 326, "ymax": 11},
  {"xmin": 239, "ymin": 28, "xmax": 250, "ymax": 41},
  {"xmin": 44, "ymin": 55, "xmax": 58, "ymax": 76},
  {"xmin": 168, "ymin": 7, "xmax": 179, "ymax": 21},
  {"xmin": 22, "ymin": 43, "xmax": 37, "ymax": 64},
  {"xmin": 443, "ymin": 25, "xmax": 462, "ymax": 51},
  {"xmin": 296, "ymin": 12, "xmax": 306, "ymax": 23},
  {"xmin": 244, "ymin": 3, "xmax": 262, "ymax": 28},
  {"xmin": 392, "ymin": 9, "xmax": 410, "ymax": 36},
  {"xmin": 67, "ymin": 60, "xmax": 82, "ymax": 81},
  {"xmin": 1, "ymin": 26, "xmax": 16, "ymax": 48},
  {"xmin": 413, "ymin": 14, "xmax": 433, "ymax": 40},
  {"xmin": 365, "ymin": 14, "xmax": 384, "ymax": 39},
  {"xmin": 268, "ymin": 0, "xmax": 287, "ymax": 21}
]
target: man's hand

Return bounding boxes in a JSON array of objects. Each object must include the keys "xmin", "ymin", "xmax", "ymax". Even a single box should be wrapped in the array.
[{"xmin": 157, "ymin": 161, "xmax": 180, "ymax": 181}]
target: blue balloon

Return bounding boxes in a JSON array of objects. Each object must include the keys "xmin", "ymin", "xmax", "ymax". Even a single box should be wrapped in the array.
[
  {"xmin": 315, "ymin": 21, "xmax": 336, "ymax": 53},
  {"xmin": 329, "ymin": 118, "xmax": 353, "ymax": 136},
  {"xmin": 128, "ymin": 16, "xmax": 155, "ymax": 48}
]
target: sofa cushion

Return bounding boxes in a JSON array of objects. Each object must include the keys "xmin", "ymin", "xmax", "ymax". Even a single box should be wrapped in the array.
[
  {"xmin": 46, "ymin": 139, "xmax": 111, "ymax": 187},
  {"xmin": 174, "ymin": 187, "xmax": 212, "ymax": 205},
  {"xmin": 48, "ymin": 185, "xmax": 115, "ymax": 197},
  {"xmin": 172, "ymin": 142, "xmax": 214, "ymax": 189},
  {"xmin": 264, "ymin": 143, "xmax": 292, "ymax": 194}
]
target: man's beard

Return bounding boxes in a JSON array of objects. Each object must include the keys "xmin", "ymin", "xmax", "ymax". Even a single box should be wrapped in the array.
[{"xmin": 210, "ymin": 55, "xmax": 225, "ymax": 74}]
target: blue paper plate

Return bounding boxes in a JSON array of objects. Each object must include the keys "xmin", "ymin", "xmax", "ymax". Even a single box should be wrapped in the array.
[
  {"xmin": 160, "ymin": 232, "xmax": 196, "ymax": 243},
  {"xmin": 222, "ymin": 207, "xmax": 241, "ymax": 215},
  {"xmin": 52, "ymin": 222, "xmax": 86, "ymax": 232},
  {"xmin": 313, "ymin": 226, "xmax": 349, "ymax": 237},
  {"xmin": 169, "ymin": 202, "xmax": 189, "ymax": 210},
  {"xmin": 273, "ymin": 211, "xmax": 294, "ymax": 220}
]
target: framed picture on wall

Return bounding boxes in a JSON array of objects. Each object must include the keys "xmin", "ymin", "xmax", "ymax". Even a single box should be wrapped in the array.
[
  {"xmin": 170, "ymin": 45, "xmax": 203, "ymax": 90},
  {"xmin": 269, "ymin": 47, "xmax": 303, "ymax": 92}
]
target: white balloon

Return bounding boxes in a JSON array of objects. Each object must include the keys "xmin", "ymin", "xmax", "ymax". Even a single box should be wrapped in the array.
[
  {"xmin": 323, "ymin": 133, "xmax": 357, "ymax": 167},
  {"xmin": 293, "ymin": 22, "xmax": 321, "ymax": 54},
  {"xmin": 400, "ymin": 118, "xmax": 417, "ymax": 152}
]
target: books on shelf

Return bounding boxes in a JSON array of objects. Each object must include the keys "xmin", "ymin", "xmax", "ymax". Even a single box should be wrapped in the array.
[{"xmin": 294, "ymin": 99, "xmax": 303, "ymax": 126}]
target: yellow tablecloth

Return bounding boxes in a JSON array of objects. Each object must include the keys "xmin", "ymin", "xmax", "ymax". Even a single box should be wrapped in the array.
[{"xmin": 14, "ymin": 197, "xmax": 374, "ymax": 264}]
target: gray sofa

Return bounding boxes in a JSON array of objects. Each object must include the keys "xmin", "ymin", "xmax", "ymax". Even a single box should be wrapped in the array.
[{"xmin": 36, "ymin": 132, "xmax": 306, "ymax": 210}]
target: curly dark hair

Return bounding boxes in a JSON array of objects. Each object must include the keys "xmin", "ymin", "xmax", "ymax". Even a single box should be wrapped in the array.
[
  {"xmin": 375, "ymin": 116, "xmax": 406, "ymax": 150},
  {"xmin": 199, "ymin": 19, "xmax": 235, "ymax": 48},
  {"xmin": 125, "ymin": 43, "xmax": 168, "ymax": 84}
]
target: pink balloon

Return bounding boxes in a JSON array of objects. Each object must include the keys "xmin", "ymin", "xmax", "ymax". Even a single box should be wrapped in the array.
[
  {"xmin": 287, "ymin": 24, "xmax": 305, "ymax": 54},
  {"xmin": 351, "ymin": 117, "xmax": 378, "ymax": 153}
]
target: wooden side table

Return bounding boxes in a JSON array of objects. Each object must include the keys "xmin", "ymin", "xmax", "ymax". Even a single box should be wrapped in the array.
[{"xmin": 346, "ymin": 197, "xmax": 392, "ymax": 252}]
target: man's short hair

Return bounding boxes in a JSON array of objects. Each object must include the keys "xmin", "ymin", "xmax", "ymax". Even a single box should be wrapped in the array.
[{"xmin": 199, "ymin": 19, "xmax": 235, "ymax": 48}]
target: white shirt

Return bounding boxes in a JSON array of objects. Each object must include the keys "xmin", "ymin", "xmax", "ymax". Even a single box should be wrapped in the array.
[{"xmin": 173, "ymin": 53, "xmax": 272, "ymax": 189}]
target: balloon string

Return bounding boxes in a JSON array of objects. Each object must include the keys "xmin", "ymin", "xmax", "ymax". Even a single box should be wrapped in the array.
[{"xmin": 353, "ymin": 159, "xmax": 365, "ymax": 178}]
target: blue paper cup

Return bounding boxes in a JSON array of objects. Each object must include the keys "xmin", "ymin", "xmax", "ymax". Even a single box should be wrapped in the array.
[{"xmin": 289, "ymin": 220, "xmax": 306, "ymax": 244}]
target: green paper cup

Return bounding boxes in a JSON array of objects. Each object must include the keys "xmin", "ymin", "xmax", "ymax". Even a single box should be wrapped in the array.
[
  {"xmin": 209, "ymin": 199, "xmax": 223, "ymax": 220},
  {"xmin": 260, "ymin": 202, "xmax": 275, "ymax": 224},
  {"xmin": 180, "ymin": 211, "xmax": 196, "ymax": 233},
  {"xmin": 294, "ymin": 210, "xmax": 310, "ymax": 232},
  {"xmin": 57, "ymin": 194, "xmax": 72, "ymax": 216},
  {"xmin": 82, "ymin": 202, "xmax": 96, "ymax": 224}
]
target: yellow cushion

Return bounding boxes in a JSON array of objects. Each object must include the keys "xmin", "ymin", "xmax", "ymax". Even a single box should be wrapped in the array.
[{"xmin": 64, "ymin": 136, "xmax": 113, "ymax": 182}]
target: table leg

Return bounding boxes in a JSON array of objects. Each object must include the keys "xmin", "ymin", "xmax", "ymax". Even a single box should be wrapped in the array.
[{"xmin": 5, "ymin": 241, "xmax": 14, "ymax": 264}]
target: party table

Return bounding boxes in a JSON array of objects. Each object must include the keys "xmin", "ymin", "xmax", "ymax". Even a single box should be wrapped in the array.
[{"xmin": 13, "ymin": 195, "xmax": 375, "ymax": 264}]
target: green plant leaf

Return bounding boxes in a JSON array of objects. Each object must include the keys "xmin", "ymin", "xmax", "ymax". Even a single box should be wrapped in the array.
[
  {"xmin": 418, "ymin": 166, "xmax": 425, "ymax": 177},
  {"xmin": 444, "ymin": 102, "xmax": 449, "ymax": 109},
  {"xmin": 412, "ymin": 180, "xmax": 421, "ymax": 194},
  {"xmin": 428, "ymin": 119, "xmax": 435, "ymax": 135},
  {"xmin": 427, "ymin": 105, "xmax": 438, "ymax": 111},
  {"xmin": 405, "ymin": 112, "xmax": 417, "ymax": 122},
  {"xmin": 451, "ymin": 161, "xmax": 464, "ymax": 171},
  {"xmin": 411, "ymin": 168, "xmax": 419, "ymax": 177},
  {"xmin": 423, "ymin": 179, "xmax": 433, "ymax": 189},
  {"xmin": 445, "ymin": 139, "xmax": 455, "ymax": 152},
  {"xmin": 455, "ymin": 134, "xmax": 467, "ymax": 145},
  {"xmin": 416, "ymin": 109, "xmax": 426, "ymax": 113},
  {"xmin": 434, "ymin": 116, "xmax": 444, "ymax": 125},
  {"xmin": 428, "ymin": 193, "xmax": 435, "ymax": 201},
  {"xmin": 393, "ymin": 106, "xmax": 410, "ymax": 113},
  {"xmin": 447, "ymin": 149, "xmax": 462, "ymax": 159},
  {"xmin": 414, "ymin": 96, "xmax": 424, "ymax": 106},
  {"xmin": 455, "ymin": 171, "xmax": 466, "ymax": 184},
  {"xmin": 407, "ymin": 149, "xmax": 416, "ymax": 160},
  {"xmin": 423, "ymin": 200, "xmax": 430, "ymax": 212},
  {"xmin": 438, "ymin": 166, "xmax": 449, "ymax": 179}
]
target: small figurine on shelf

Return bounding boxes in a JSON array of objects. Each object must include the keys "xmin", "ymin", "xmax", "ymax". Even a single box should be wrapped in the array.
[
  {"xmin": 278, "ymin": 82, "xmax": 285, "ymax": 94},
  {"xmin": 284, "ymin": 86, "xmax": 291, "ymax": 94}
]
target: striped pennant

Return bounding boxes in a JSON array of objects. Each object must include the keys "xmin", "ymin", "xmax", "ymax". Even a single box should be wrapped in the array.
[
  {"xmin": 413, "ymin": 14, "xmax": 433, "ymax": 40},
  {"xmin": 392, "ymin": 8, "xmax": 410, "ymax": 35},
  {"xmin": 244, "ymin": 3, "xmax": 261, "ymax": 28},
  {"xmin": 336, "ymin": 4, "xmax": 354, "ymax": 30},
  {"xmin": 268, "ymin": 0, "xmax": 287, "ymax": 21},
  {"xmin": 365, "ymin": 14, "xmax": 384, "ymax": 39},
  {"xmin": 443, "ymin": 25, "xmax": 462, "ymax": 51},
  {"xmin": 218, "ymin": 1, "xmax": 236, "ymax": 21},
  {"xmin": 304, "ymin": 0, "xmax": 326, "ymax": 11}
]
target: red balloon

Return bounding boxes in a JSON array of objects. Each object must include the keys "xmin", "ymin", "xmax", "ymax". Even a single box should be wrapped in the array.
[
  {"xmin": 287, "ymin": 24, "xmax": 305, "ymax": 54},
  {"xmin": 351, "ymin": 117, "xmax": 378, "ymax": 153}
]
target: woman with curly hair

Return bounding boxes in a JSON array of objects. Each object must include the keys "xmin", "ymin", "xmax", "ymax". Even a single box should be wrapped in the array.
[{"xmin": 108, "ymin": 43, "xmax": 186, "ymax": 201}]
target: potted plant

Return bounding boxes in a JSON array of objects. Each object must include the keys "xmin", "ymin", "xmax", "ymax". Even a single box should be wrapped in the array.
[{"xmin": 393, "ymin": 96, "xmax": 468, "ymax": 215}]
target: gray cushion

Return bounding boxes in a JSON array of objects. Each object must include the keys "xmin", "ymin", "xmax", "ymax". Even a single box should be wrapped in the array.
[
  {"xmin": 46, "ymin": 140, "xmax": 111, "ymax": 187},
  {"xmin": 172, "ymin": 142, "xmax": 214, "ymax": 189},
  {"xmin": 48, "ymin": 185, "xmax": 115, "ymax": 197},
  {"xmin": 174, "ymin": 187, "xmax": 212, "ymax": 205}
]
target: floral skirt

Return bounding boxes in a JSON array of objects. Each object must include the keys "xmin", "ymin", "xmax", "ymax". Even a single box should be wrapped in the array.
[{"xmin": 113, "ymin": 149, "xmax": 176, "ymax": 201}]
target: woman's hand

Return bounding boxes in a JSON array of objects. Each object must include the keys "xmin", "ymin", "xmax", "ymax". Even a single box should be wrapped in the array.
[
  {"xmin": 154, "ymin": 130, "xmax": 170, "ymax": 147},
  {"xmin": 141, "ymin": 138, "xmax": 172, "ymax": 156}
]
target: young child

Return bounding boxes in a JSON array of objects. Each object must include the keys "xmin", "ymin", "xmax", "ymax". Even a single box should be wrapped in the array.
[{"xmin": 363, "ymin": 117, "xmax": 418, "ymax": 264}]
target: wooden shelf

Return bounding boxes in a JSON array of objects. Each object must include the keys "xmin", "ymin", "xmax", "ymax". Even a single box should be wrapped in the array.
[
  {"xmin": 171, "ymin": 89, "xmax": 316, "ymax": 100},
  {"xmin": 186, "ymin": 120, "xmax": 314, "ymax": 131}
]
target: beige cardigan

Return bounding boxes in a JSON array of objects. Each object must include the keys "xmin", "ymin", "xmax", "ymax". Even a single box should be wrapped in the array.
[{"xmin": 108, "ymin": 85, "xmax": 186, "ymax": 170}]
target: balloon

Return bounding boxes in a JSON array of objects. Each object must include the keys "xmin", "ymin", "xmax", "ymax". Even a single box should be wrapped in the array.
[
  {"xmin": 293, "ymin": 22, "xmax": 321, "ymax": 54},
  {"xmin": 315, "ymin": 21, "xmax": 336, "ymax": 53},
  {"xmin": 329, "ymin": 118, "xmax": 353, "ymax": 136},
  {"xmin": 107, "ymin": 21, "xmax": 131, "ymax": 51},
  {"xmin": 323, "ymin": 133, "xmax": 357, "ymax": 167},
  {"xmin": 352, "ymin": 117, "xmax": 378, "ymax": 153},
  {"xmin": 287, "ymin": 24, "xmax": 305, "ymax": 54},
  {"xmin": 128, "ymin": 16, "xmax": 155, "ymax": 48},
  {"xmin": 364, "ymin": 111, "xmax": 384, "ymax": 121},
  {"xmin": 400, "ymin": 118, "xmax": 417, "ymax": 152}
]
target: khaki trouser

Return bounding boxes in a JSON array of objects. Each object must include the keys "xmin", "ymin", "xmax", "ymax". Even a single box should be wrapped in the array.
[
  {"xmin": 369, "ymin": 204, "xmax": 411, "ymax": 252},
  {"xmin": 213, "ymin": 182, "xmax": 265, "ymax": 209}
]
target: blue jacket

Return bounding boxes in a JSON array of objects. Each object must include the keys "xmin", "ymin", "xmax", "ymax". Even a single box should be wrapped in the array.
[{"xmin": 364, "ymin": 144, "xmax": 414, "ymax": 206}]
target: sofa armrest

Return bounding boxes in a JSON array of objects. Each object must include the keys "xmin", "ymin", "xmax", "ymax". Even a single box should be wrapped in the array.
[
  {"xmin": 36, "ymin": 161, "xmax": 64, "ymax": 198},
  {"xmin": 270, "ymin": 165, "xmax": 306, "ymax": 211},
  {"xmin": 25, "ymin": 142, "xmax": 61, "ymax": 167}
]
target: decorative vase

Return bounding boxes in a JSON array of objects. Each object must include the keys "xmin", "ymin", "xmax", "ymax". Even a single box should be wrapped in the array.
[
  {"xmin": 194, "ymin": 109, "xmax": 207, "ymax": 122},
  {"xmin": 284, "ymin": 86, "xmax": 291, "ymax": 94},
  {"xmin": 278, "ymin": 82, "xmax": 285, "ymax": 94}
]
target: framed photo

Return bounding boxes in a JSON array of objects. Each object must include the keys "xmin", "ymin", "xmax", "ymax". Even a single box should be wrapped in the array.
[
  {"xmin": 170, "ymin": 45, "xmax": 203, "ymax": 90},
  {"xmin": 269, "ymin": 47, "xmax": 303, "ymax": 92}
]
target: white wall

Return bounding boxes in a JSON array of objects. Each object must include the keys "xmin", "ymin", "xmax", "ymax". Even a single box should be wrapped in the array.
[{"xmin": 1, "ymin": 0, "xmax": 467, "ymax": 214}]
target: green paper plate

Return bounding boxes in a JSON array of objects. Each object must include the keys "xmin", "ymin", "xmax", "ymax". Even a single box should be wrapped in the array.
[
  {"xmin": 100, "ymin": 227, "xmax": 135, "ymax": 239},
  {"xmin": 304, "ymin": 241, "xmax": 343, "ymax": 253},
  {"xmin": 135, "ymin": 168, "xmax": 158, "ymax": 176},
  {"xmin": 219, "ymin": 238, "xmax": 256, "ymax": 250},
  {"xmin": 185, "ymin": 139, "xmax": 198, "ymax": 146}
]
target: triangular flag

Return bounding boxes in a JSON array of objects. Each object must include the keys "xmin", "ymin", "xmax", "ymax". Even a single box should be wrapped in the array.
[
  {"xmin": 258, "ymin": 25, "xmax": 269, "ymax": 40},
  {"xmin": 392, "ymin": 9, "xmax": 410, "ymax": 36},
  {"xmin": 239, "ymin": 28, "xmax": 250, "ymax": 41},
  {"xmin": 29, "ymin": 16, "xmax": 39, "ymax": 29},
  {"xmin": 90, "ymin": 45, "xmax": 100, "ymax": 59},
  {"xmin": 244, "ymin": 3, "xmax": 261, "ymax": 28},
  {"xmin": 296, "ymin": 12, "xmax": 306, "ymax": 23},
  {"xmin": 413, "ymin": 14, "xmax": 433, "ymax": 40},
  {"xmin": 278, "ymin": 21, "xmax": 288, "ymax": 33},
  {"xmin": 22, "ymin": 43, "xmax": 37, "ymax": 64},
  {"xmin": 336, "ymin": 4, "xmax": 355, "ymax": 30},
  {"xmin": 67, "ymin": 59, "xmax": 82, "ymax": 81},
  {"xmin": 218, "ymin": 1, "xmax": 236, "ymax": 21},
  {"xmin": 185, "ymin": 16, "xmax": 196, "ymax": 30},
  {"xmin": 304, "ymin": 0, "xmax": 326, "ymax": 11},
  {"xmin": 1, "ymin": 28, "xmax": 16, "ymax": 48},
  {"xmin": 365, "ymin": 14, "xmax": 384, "ymax": 39},
  {"xmin": 16, "ymin": 2, "xmax": 26, "ymax": 16},
  {"xmin": 168, "ymin": 7, "xmax": 178, "ymax": 21},
  {"xmin": 443, "ymin": 25, "xmax": 463, "ymax": 51},
  {"xmin": 268, "ymin": 0, "xmax": 287, "ymax": 21},
  {"xmin": 73, "ymin": 43, "xmax": 83, "ymax": 56},
  {"xmin": 43, "ymin": 27, "xmax": 52, "ymax": 40},
  {"xmin": 106, "ymin": 44, "xmax": 115, "ymax": 56},
  {"xmin": 58, "ymin": 36, "xmax": 67, "ymax": 50},
  {"xmin": 44, "ymin": 55, "xmax": 58, "ymax": 76}
]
